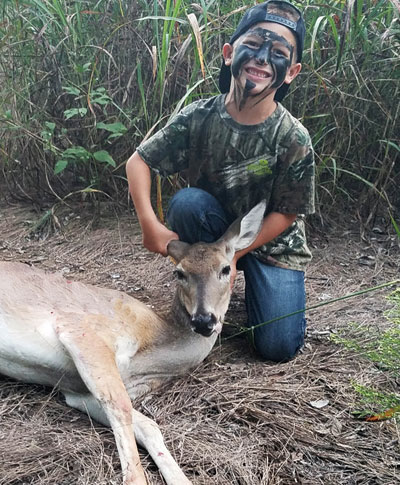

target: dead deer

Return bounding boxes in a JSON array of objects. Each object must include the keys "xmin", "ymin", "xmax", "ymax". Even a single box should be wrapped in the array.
[{"xmin": 0, "ymin": 200, "xmax": 266, "ymax": 485}]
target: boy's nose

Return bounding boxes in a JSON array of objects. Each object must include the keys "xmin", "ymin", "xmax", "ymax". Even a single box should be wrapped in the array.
[
  {"xmin": 256, "ymin": 55, "xmax": 268, "ymax": 65},
  {"xmin": 255, "ymin": 44, "xmax": 271, "ymax": 65}
]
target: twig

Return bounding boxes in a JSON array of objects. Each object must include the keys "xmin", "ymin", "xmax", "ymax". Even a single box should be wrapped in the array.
[{"xmin": 224, "ymin": 279, "xmax": 400, "ymax": 340}]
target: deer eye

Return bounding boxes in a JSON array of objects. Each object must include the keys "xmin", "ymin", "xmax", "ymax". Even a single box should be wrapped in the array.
[
  {"xmin": 220, "ymin": 266, "xmax": 231, "ymax": 278},
  {"xmin": 174, "ymin": 269, "xmax": 187, "ymax": 281}
]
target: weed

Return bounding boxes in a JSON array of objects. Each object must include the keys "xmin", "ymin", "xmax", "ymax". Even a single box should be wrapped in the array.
[
  {"xmin": 351, "ymin": 382, "xmax": 400, "ymax": 420},
  {"xmin": 331, "ymin": 288, "xmax": 400, "ymax": 420}
]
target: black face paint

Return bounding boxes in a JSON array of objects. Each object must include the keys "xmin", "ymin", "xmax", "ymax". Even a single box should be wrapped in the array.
[{"xmin": 230, "ymin": 28, "xmax": 294, "ymax": 110}]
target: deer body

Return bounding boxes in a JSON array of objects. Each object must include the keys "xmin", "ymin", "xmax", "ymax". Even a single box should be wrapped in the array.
[
  {"xmin": 0, "ymin": 200, "xmax": 266, "ymax": 485},
  {"xmin": 0, "ymin": 263, "xmax": 216, "ymax": 394}
]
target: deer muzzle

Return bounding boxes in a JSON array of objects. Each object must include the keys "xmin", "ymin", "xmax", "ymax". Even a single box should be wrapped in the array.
[{"xmin": 190, "ymin": 312, "xmax": 218, "ymax": 337}]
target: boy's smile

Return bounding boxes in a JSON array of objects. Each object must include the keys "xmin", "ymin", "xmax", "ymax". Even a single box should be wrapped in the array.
[{"xmin": 245, "ymin": 67, "xmax": 272, "ymax": 80}]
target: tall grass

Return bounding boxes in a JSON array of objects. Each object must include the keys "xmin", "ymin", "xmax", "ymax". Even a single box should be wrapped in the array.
[
  {"xmin": 0, "ymin": 0, "xmax": 399, "ymax": 224},
  {"xmin": 295, "ymin": 0, "xmax": 400, "ymax": 223}
]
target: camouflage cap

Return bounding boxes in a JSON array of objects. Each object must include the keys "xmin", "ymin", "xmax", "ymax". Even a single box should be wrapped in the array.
[{"xmin": 219, "ymin": 1, "xmax": 305, "ymax": 102}]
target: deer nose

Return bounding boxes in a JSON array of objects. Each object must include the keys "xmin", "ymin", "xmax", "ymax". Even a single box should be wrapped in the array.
[{"xmin": 191, "ymin": 313, "xmax": 217, "ymax": 337}]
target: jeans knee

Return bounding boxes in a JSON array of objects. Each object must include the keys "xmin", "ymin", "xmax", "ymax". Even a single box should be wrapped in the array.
[
  {"xmin": 167, "ymin": 188, "xmax": 228, "ymax": 243},
  {"xmin": 254, "ymin": 339, "xmax": 303, "ymax": 362},
  {"xmin": 167, "ymin": 187, "xmax": 215, "ymax": 224},
  {"xmin": 251, "ymin": 318, "xmax": 306, "ymax": 363}
]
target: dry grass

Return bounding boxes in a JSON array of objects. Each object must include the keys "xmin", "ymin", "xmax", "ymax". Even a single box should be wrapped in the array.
[{"xmin": 0, "ymin": 200, "xmax": 399, "ymax": 484}]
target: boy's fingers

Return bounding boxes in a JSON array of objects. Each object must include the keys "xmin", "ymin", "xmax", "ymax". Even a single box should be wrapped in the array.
[
  {"xmin": 229, "ymin": 263, "xmax": 237, "ymax": 290},
  {"xmin": 141, "ymin": 221, "xmax": 178, "ymax": 255},
  {"xmin": 161, "ymin": 233, "xmax": 179, "ymax": 257}
]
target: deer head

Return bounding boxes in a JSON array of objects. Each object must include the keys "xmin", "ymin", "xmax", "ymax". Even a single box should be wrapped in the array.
[{"xmin": 167, "ymin": 200, "xmax": 266, "ymax": 337}]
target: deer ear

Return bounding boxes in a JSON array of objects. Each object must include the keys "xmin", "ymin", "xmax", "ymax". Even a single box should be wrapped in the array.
[
  {"xmin": 167, "ymin": 240, "xmax": 190, "ymax": 263},
  {"xmin": 218, "ymin": 200, "xmax": 266, "ymax": 259}
]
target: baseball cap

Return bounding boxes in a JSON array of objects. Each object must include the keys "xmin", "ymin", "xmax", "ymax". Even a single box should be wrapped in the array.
[{"xmin": 219, "ymin": 1, "xmax": 305, "ymax": 102}]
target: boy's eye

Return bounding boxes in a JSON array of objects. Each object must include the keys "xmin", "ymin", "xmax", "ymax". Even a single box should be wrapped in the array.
[
  {"xmin": 243, "ymin": 39, "xmax": 260, "ymax": 48},
  {"xmin": 273, "ymin": 49, "xmax": 289, "ymax": 58}
]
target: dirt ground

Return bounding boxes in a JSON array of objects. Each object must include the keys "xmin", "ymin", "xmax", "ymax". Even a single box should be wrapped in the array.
[{"xmin": 0, "ymin": 199, "xmax": 399, "ymax": 485}]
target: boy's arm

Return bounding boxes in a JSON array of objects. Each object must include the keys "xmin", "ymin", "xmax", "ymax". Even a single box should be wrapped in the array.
[
  {"xmin": 230, "ymin": 211, "xmax": 296, "ymax": 287},
  {"xmin": 235, "ymin": 211, "xmax": 296, "ymax": 260},
  {"xmin": 126, "ymin": 152, "xmax": 178, "ymax": 256}
]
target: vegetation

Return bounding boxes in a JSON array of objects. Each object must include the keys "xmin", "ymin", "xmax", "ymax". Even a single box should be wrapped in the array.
[
  {"xmin": 332, "ymin": 288, "xmax": 400, "ymax": 420},
  {"xmin": 0, "ymin": 0, "xmax": 399, "ymax": 223}
]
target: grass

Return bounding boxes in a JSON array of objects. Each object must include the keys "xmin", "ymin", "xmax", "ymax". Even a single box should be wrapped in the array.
[
  {"xmin": 331, "ymin": 288, "xmax": 400, "ymax": 420},
  {"xmin": 0, "ymin": 0, "xmax": 399, "ymax": 226}
]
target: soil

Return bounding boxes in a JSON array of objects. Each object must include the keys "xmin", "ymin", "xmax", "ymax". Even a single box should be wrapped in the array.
[{"xmin": 0, "ymin": 199, "xmax": 399, "ymax": 485}]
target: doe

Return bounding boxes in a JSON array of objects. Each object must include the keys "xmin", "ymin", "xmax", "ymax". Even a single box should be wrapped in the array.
[{"xmin": 0, "ymin": 200, "xmax": 265, "ymax": 485}]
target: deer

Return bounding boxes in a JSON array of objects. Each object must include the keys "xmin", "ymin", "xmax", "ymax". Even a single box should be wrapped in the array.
[{"xmin": 0, "ymin": 200, "xmax": 266, "ymax": 485}]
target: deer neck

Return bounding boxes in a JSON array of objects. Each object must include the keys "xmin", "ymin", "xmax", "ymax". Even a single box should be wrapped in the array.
[
  {"xmin": 122, "ymin": 291, "xmax": 219, "ymax": 400},
  {"xmin": 168, "ymin": 291, "xmax": 192, "ymax": 331}
]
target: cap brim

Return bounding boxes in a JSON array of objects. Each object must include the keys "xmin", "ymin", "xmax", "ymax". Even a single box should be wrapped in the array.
[
  {"xmin": 219, "ymin": 61, "xmax": 231, "ymax": 94},
  {"xmin": 274, "ymin": 83, "xmax": 290, "ymax": 102}
]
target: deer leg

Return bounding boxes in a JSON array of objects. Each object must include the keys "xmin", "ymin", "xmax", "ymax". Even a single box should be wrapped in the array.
[
  {"xmin": 132, "ymin": 409, "xmax": 192, "ymax": 485},
  {"xmin": 63, "ymin": 391, "xmax": 109, "ymax": 425},
  {"xmin": 62, "ymin": 396, "xmax": 192, "ymax": 485},
  {"xmin": 56, "ymin": 318, "xmax": 147, "ymax": 485}
]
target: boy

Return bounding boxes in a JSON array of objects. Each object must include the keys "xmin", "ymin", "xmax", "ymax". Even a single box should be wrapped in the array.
[{"xmin": 126, "ymin": 1, "xmax": 315, "ymax": 363}]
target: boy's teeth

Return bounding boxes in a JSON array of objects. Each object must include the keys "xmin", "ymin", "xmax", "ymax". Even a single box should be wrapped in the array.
[{"xmin": 248, "ymin": 68, "xmax": 267, "ymax": 78}]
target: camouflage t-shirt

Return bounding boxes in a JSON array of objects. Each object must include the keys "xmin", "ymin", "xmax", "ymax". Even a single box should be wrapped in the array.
[{"xmin": 137, "ymin": 94, "xmax": 315, "ymax": 271}]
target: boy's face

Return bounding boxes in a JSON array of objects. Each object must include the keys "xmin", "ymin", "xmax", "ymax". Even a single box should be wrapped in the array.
[{"xmin": 223, "ymin": 22, "xmax": 301, "ymax": 104}]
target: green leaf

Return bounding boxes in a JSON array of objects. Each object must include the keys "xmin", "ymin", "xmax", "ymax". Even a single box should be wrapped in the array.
[
  {"xmin": 41, "ymin": 130, "xmax": 51, "ymax": 142},
  {"xmin": 93, "ymin": 150, "xmax": 116, "ymax": 167},
  {"xmin": 106, "ymin": 133, "xmax": 125, "ymax": 140},
  {"xmin": 62, "ymin": 146, "xmax": 91, "ymax": 162},
  {"xmin": 136, "ymin": 15, "xmax": 187, "ymax": 24},
  {"xmin": 63, "ymin": 86, "xmax": 80, "ymax": 96},
  {"xmin": 380, "ymin": 140, "xmax": 400, "ymax": 153},
  {"xmin": 54, "ymin": 160, "xmax": 68, "ymax": 174},
  {"xmin": 389, "ymin": 213, "xmax": 400, "ymax": 240},
  {"xmin": 75, "ymin": 63, "xmax": 91, "ymax": 74},
  {"xmin": 64, "ymin": 107, "xmax": 87, "ymax": 120},
  {"xmin": 96, "ymin": 122, "xmax": 127, "ymax": 134},
  {"xmin": 45, "ymin": 121, "xmax": 56, "ymax": 132},
  {"xmin": 91, "ymin": 88, "xmax": 111, "ymax": 106}
]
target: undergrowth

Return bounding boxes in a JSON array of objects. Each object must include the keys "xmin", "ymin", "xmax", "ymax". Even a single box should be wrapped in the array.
[
  {"xmin": 0, "ymin": 0, "xmax": 399, "ymax": 226},
  {"xmin": 331, "ymin": 288, "xmax": 400, "ymax": 419}
]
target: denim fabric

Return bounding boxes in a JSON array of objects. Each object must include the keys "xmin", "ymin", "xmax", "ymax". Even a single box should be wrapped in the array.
[{"xmin": 166, "ymin": 187, "xmax": 306, "ymax": 362}]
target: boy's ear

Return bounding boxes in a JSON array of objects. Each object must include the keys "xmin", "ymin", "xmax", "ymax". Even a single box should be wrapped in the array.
[
  {"xmin": 284, "ymin": 62, "xmax": 302, "ymax": 85},
  {"xmin": 222, "ymin": 43, "xmax": 234, "ymax": 66}
]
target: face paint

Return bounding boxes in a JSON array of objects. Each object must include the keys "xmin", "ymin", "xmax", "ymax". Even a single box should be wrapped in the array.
[{"xmin": 230, "ymin": 27, "xmax": 294, "ymax": 109}]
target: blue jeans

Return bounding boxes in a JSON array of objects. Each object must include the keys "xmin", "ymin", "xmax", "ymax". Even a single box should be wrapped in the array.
[{"xmin": 166, "ymin": 188, "xmax": 306, "ymax": 363}]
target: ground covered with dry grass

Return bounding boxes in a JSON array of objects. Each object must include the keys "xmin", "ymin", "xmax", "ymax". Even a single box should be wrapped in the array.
[{"xmin": 0, "ymin": 200, "xmax": 399, "ymax": 485}]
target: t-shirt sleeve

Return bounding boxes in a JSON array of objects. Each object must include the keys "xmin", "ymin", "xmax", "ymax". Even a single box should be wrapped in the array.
[
  {"xmin": 136, "ymin": 102, "xmax": 197, "ymax": 176},
  {"xmin": 270, "ymin": 124, "xmax": 315, "ymax": 215}
]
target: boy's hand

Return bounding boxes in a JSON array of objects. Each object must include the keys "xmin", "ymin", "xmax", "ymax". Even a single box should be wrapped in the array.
[
  {"xmin": 230, "ymin": 257, "xmax": 238, "ymax": 290},
  {"xmin": 141, "ymin": 219, "xmax": 179, "ymax": 256}
]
